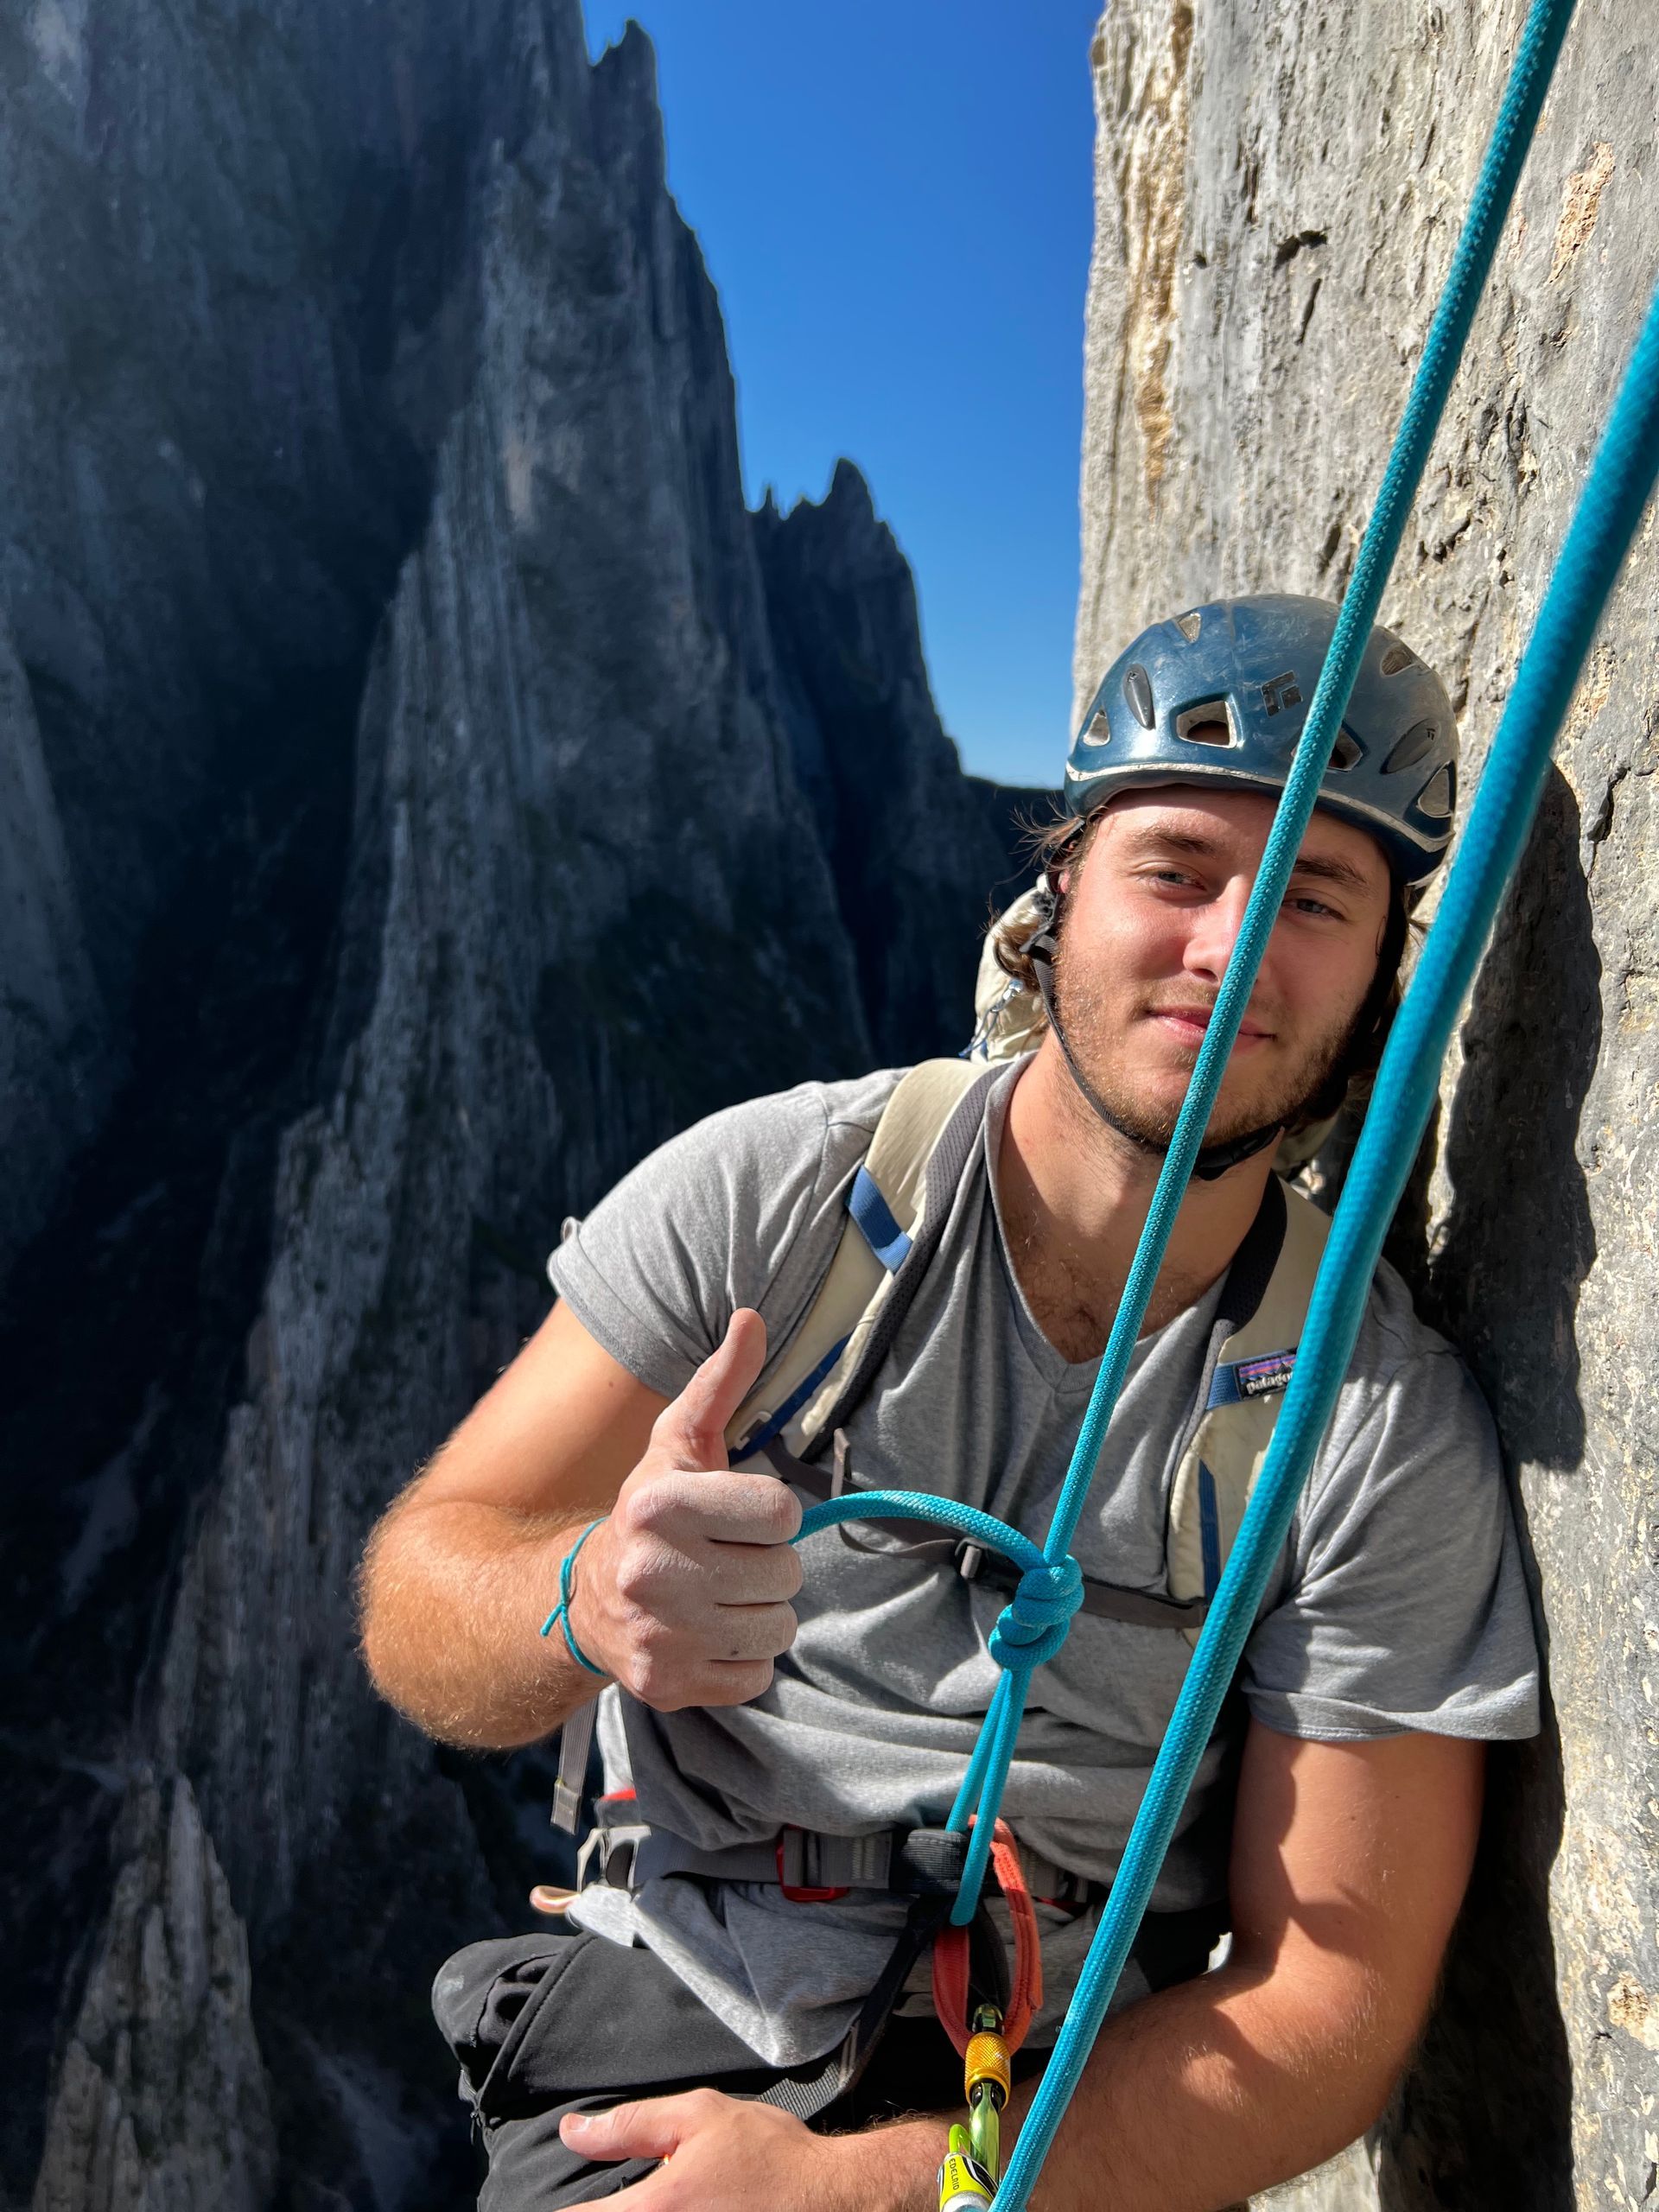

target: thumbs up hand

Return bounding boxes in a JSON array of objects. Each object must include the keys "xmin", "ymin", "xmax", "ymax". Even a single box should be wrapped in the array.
[{"xmin": 564, "ymin": 1311, "xmax": 804, "ymax": 1711}]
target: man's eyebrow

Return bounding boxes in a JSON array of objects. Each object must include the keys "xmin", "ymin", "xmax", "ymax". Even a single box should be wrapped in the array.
[
  {"xmin": 1115, "ymin": 825, "xmax": 1224, "ymax": 861},
  {"xmin": 1284, "ymin": 851, "xmax": 1374, "ymax": 893},
  {"xmin": 1113, "ymin": 822, "xmax": 1375, "ymax": 893}
]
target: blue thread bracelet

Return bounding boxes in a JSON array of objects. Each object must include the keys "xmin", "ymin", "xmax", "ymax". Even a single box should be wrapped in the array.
[{"xmin": 540, "ymin": 1517, "xmax": 608, "ymax": 1675}]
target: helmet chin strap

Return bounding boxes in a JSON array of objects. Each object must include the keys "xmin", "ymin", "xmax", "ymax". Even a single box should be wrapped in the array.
[{"xmin": 1023, "ymin": 894, "xmax": 1282, "ymax": 1184}]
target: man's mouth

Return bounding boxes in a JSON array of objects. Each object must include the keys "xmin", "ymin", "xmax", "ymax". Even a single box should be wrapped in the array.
[{"xmin": 1149, "ymin": 1003, "xmax": 1273, "ymax": 1044}]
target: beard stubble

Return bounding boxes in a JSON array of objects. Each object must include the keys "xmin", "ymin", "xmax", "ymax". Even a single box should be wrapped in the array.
[{"xmin": 1051, "ymin": 931, "xmax": 1363, "ymax": 1149}]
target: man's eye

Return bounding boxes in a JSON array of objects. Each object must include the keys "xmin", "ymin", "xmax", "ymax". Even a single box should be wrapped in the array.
[{"xmin": 1286, "ymin": 895, "xmax": 1339, "ymax": 919}]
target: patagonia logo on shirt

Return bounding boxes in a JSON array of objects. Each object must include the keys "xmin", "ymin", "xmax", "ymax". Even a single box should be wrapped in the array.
[{"xmin": 1233, "ymin": 1349, "xmax": 1298, "ymax": 1398}]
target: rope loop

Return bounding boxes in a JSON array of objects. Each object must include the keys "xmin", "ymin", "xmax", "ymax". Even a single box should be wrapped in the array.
[{"xmin": 987, "ymin": 1556, "xmax": 1083, "ymax": 1671}]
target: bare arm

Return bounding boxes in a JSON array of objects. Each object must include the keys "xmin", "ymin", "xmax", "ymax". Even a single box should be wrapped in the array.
[
  {"xmin": 869, "ymin": 1722, "xmax": 1485, "ymax": 2209},
  {"xmin": 1006, "ymin": 1722, "xmax": 1484, "ymax": 2207},
  {"xmin": 357, "ymin": 1300, "xmax": 801, "ymax": 1748},
  {"xmin": 563, "ymin": 1722, "xmax": 1484, "ymax": 2209}
]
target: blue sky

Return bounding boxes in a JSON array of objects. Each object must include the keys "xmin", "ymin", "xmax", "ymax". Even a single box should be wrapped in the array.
[{"xmin": 582, "ymin": 2, "xmax": 1100, "ymax": 788}]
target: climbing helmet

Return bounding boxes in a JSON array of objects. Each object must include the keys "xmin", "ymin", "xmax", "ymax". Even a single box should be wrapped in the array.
[{"xmin": 1066, "ymin": 594, "xmax": 1459, "ymax": 882}]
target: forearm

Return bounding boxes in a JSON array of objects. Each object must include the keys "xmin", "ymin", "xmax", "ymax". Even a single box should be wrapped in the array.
[
  {"xmin": 855, "ymin": 1955, "xmax": 1399, "ymax": 2212},
  {"xmin": 1001, "ymin": 1950, "xmax": 1397, "ymax": 2210},
  {"xmin": 359, "ymin": 1497, "xmax": 603, "ymax": 1747}
]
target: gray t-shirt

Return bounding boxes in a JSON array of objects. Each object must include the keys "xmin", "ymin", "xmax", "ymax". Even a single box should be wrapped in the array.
[{"xmin": 549, "ymin": 1064, "xmax": 1539, "ymax": 2066}]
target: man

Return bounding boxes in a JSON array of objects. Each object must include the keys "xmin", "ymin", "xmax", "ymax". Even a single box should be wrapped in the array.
[{"xmin": 360, "ymin": 595, "xmax": 1539, "ymax": 2210}]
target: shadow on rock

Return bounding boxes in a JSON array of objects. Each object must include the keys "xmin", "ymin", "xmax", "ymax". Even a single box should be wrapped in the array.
[
  {"xmin": 1376, "ymin": 1665, "xmax": 1573, "ymax": 2209},
  {"xmin": 1370, "ymin": 766, "xmax": 1595, "ymax": 2208},
  {"xmin": 1427, "ymin": 766, "xmax": 1599, "ymax": 1472}
]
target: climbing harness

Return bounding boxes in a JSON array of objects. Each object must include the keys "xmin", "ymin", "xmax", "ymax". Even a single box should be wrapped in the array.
[{"xmin": 543, "ymin": 0, "xmax": 1659, "ymax": 2195}]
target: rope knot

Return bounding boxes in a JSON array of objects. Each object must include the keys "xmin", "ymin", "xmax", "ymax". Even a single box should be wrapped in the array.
[{"xmin": 987, "ymin": 1555, "xmax": 1083, "ymax": 1671}]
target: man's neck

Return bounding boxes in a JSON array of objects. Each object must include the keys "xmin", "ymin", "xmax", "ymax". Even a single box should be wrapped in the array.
[{"xmin": 996, "ymin": 1039, "xmax": 1277, "ymax": 1363}]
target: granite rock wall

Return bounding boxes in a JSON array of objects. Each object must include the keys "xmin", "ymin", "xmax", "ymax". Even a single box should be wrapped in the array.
[{"xmin": 1080, "ymin": 5, "xmax": 1658, "ymax": 2205}]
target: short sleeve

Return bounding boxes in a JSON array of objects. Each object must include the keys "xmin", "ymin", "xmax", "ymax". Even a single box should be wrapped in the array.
[
  {"xmin": 547, "ymin": 1072, "xmax": 901, "ymax": 1401},
  {"xmin": 1243, "ymin": 1285, "xmax": 1541, "ymax": 1745}
]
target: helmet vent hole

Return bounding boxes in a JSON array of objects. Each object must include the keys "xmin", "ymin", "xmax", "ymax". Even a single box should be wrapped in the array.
[
  {"xmin": 1173, "ymin": 610, "xmax": 1203, "ymax": 643},
  {"xmin": 1080, "ymin": 709, "xmax": 1111, "ymax": 747},
  {"xmin": 1416, "ymin": 764, "xmax": 1455, "ymax": 820},
  {"xmin": 1329, "ymin": 734, "xmax": 1363, "ymax": 770},
  {"xmin": 1382, "ymin": 721, "xmax": 1438, "ymax": 774},
  {"xmin": 1379, "ymin": 642, "xmax": 1417, "ymax": 677},
  {"xmin": 1174, "ymin": 702, "xmax": 1235, "ymax": 746}
]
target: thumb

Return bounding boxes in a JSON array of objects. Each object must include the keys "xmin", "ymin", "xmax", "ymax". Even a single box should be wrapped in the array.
[
  {"xmin": 561, "ymin": 2094, "xmax": 702, "ymax": 2163},
  {"xmin": 649, "ymin": 1308, "xmax": 768, "ymax": 1472}
]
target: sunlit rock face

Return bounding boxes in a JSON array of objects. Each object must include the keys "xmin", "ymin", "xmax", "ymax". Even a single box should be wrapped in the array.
[
  {"xmin": 1080, "ymin": 4, "xmax": 1658, "ymax": 2206},
  {"xmin": 0, "ymin": 5, "xmax": 1039, "ymax": 2202}
]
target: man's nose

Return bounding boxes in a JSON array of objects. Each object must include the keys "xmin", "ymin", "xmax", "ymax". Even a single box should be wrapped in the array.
[{"xmin": 1182, "ymin": 880, "xmax": 1255, "ymax": 985}]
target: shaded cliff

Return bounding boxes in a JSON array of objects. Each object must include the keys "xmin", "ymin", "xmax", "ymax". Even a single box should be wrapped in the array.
[
  {"xmin": 756, "ymin": 461, "xmax": 1046, "ymax": 1059},
  {"xmin": 0, "ymin": 7, "xmax": 1045, "ymax": 2204},
  {"xmin": 0, "ymin": 0, "xmax": 535, "ymax": 1287},
  {"xmin": 1079, "ymin": 4, "xmax": 1657, "ymax": 2206}
]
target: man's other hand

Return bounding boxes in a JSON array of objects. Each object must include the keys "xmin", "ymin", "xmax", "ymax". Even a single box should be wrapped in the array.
[
  {"xmin": 568, "ymin": 1311, "xmax": 805, "ymax": 1710},
  {"xmin": 561, "ymin": 2088, "xmax": 942, "ymax": 2210}
]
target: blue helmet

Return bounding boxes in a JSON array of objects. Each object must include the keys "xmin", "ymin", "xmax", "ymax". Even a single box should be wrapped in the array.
[{"xmin": 1065, "ymin": 594, "xmax": 1459, "ymax": 882}]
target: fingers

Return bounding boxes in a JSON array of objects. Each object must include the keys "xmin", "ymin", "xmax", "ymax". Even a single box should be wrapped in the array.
[
  {"xmin": 647, "ymin": 1310, "xmax": 768, "ymax": 1474},
  {"xmin": 616, "ymin": 1469, "xmax": 803, "ymax": 1553},
  {"xmin": 691, "ymin": 1657, "xmax": 778, "ymax": 1707},
  {"xmin": 609, "ymin": 1610, "xmax": 794, "ymax": 1711},
  {"xmin": 607, "ymin": 1513, "xmax": 801, "ymax": 1618},
  {"xmin": 706, "ymin": 1599, "xmax": 799, "ymax": 1663},
  {"xmin": 562, "ymin": 2090, "xmax": 721, "ymax": 2165}
]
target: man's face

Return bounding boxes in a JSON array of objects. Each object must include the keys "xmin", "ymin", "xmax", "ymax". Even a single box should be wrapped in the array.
[{"xmin": 1051, "ymin": 786, "xmax": 1394, "ymax": 1148}]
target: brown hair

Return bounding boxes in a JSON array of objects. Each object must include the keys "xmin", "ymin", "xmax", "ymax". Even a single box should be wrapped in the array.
[{"xmin": 990, "ymin": 799, "xmax": 1418, "ymax": 1135}]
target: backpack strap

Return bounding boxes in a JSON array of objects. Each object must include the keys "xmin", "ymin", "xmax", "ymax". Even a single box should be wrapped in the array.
[
  {"xmin": 1165, "ymin": 1178, "xmax": 1332, "ymax": 1626},
  {"xmin": 726, "ymin": 1060, "xmax": 998, "ymax": 1465}
]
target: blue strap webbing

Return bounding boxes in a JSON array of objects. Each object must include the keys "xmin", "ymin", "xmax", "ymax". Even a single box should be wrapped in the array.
[
  {"xmin": 738, "ymin": 1337, "xmax": 852, "ymax": 1459},
  {"xmin": 736, "ymin": 1164, "xmax": 913, "ymax": 1459},
  {"xmin": 1197, "ymin": 1465, "xmax": 1223, "ymax": 1599},
  {"xmin": 846, "ymin": 1166, "xmax": 912, "ymax": 1271}
]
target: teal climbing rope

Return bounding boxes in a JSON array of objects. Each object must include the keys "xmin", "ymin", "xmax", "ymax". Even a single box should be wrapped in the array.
[{"xmin": 992, "ymin": 267, "xmax": 1659, "ymax": 2212}]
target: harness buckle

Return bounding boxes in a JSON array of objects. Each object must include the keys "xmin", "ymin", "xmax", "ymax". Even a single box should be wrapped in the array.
[
  {"xmin": 775, "ymin": 1826, "xmax": 850, "ymax": 1904},
  {"xmin": 575, "ymin": 1790, "xmax": 649, "ymax": 1892}
]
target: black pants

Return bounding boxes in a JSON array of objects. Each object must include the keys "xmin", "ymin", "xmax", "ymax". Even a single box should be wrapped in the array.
[
  {"xmin": 434, "ymin": 1909, "xmax": 1223, "ymax": 2209},
  {"xmin": 433, "ymin": 1924, "xmax": 1049, "ymax": 2208}
]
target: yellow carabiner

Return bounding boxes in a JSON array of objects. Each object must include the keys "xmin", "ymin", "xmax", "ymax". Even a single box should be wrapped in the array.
[
  {"xmin": 963, "ymin": 2004, "xmax": 1011, "ymax": 2186},
  {"xmin": 938, "ymin": 2124, "xmax": 995, "ymax": 2211}
]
